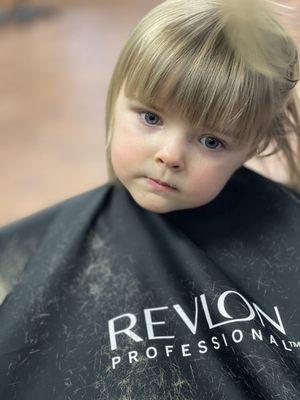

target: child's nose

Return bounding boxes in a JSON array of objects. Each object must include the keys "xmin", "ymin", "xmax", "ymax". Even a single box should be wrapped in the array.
[{"xmin": 154, "ymin": 137, "xmax": 186, "ymax": 171}]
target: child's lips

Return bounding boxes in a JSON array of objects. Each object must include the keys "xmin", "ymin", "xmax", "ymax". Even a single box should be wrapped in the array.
[
  {"xmin": 154, "ymin": 179, "xmax": 176, "ymax": 189},
  {"xmin": 146, "ymin": 177, "xmax": 178, "ymax": 191}
]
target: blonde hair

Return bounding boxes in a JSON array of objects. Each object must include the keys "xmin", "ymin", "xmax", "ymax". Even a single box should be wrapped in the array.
[{"xmin": 105, "ymin": 0, "xmax": 300, "ymax": 192}]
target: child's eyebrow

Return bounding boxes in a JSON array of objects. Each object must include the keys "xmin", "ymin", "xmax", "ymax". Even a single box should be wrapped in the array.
[{"xmin": 129, "ymin": 99, "xmax": 163, "ymax": 113}]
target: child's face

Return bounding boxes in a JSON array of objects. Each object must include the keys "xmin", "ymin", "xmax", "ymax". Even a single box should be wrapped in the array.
[{"xmin": 110, "ymin": 85, "xmax": 254, "ymax": 214}]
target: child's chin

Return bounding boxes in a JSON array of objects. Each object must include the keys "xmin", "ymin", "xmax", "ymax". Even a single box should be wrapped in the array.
[{"xmin": 134, "ymin": 196, "xmax": 187, "ymax": 214}]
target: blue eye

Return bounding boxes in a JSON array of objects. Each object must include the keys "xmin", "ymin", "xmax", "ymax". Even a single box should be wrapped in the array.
[
  {"xmin": 139, "ymin": 111, "xmax": 161, "ymax": 126},
  {"xmin": 199, "ymin": 136, "xmax": 224, "ymax": 150}
]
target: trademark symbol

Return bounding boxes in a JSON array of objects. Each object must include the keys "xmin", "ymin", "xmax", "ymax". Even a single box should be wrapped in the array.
[{"xmin": 288, "ymin": 341, "xmax": 300, "ymax": 348}]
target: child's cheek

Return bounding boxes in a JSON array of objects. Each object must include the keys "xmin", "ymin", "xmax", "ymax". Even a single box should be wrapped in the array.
[
  {"xmin": 111, "ymin": 129, "xmax": 143, "ymax": 177},
  {"xmin": 187, "ymin": 167, "xmax": 232, "ymax": 205}
]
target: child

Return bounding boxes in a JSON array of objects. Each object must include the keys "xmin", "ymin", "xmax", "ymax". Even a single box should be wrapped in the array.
[{"xmin": 0, "ymin": 0, "xmax": 300, "ymax": 399}]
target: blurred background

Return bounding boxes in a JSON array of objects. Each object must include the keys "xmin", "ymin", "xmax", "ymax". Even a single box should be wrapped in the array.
[{"xmin": 0, "ymin": 0, "xmax": 300, "ymax": 226}]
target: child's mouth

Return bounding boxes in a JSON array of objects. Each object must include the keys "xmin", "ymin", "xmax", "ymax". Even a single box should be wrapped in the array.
[{"xmin": 146, "ymin": 177, "xmax": 177, "ymax": 192}]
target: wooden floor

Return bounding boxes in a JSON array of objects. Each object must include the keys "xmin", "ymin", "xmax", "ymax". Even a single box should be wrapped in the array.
[{"xmin": 1, "ymin": 0, "xmax": 300, "ymax": 226}]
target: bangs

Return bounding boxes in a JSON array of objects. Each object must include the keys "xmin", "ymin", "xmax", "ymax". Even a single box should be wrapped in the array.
[{"xmin": 123, "ymin": 27, "xmax": 280, "ymax": 150}]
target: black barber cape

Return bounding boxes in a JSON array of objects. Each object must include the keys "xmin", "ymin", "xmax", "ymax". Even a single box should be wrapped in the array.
[{"xmin": 0, "ymin": 166, "xmax": 299, "ymax": 400}]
